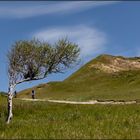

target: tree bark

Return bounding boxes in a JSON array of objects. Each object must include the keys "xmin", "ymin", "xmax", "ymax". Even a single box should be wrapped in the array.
[{"xmin": 6, "ymin": 85, "xmax": 14, "ymax": 124}]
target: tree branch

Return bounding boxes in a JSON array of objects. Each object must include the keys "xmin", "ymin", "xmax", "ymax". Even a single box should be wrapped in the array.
[{"xmin": 16, "ymin": 76, "xmax": 46, "ymax": 85}]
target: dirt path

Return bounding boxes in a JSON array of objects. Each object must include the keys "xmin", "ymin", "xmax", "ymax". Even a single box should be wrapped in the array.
[{"xmin": 18, "ymin": 98, "xmax": 139, "ymax": 105}]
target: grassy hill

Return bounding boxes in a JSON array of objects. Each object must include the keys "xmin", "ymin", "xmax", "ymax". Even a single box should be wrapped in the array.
[
  {"xmin": 1, "ymin": 54, "xmax": 140, "ymax": 139},
  {"xmin": 18, "ymin": 54, "xmax": 140, "ymax": 101},
  {"xmin": 0, "ymin": 92, "xmax": 7, "ymax": 97}
]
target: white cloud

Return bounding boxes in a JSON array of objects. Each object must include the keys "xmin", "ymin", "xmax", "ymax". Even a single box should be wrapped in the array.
[
  {"xmin": 0, "ymin": 1, "xmax": 117, "ymax": 18},
  {"xmin": 32, "ymin": 25, "xmax": 108, "ymax": 59}
]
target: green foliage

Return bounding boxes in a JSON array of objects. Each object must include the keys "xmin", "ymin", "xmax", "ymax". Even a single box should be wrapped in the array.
[
  {"xmin": 0, "ymin": 97, "xmax": 139, "ymax": 139},
  {"xmin": 7, "ymin": 38, "xmax": 80, "ymax": 84},
  {"xmin": 0, "ymin": 92, "xmax": 7, "ymax": 95}
]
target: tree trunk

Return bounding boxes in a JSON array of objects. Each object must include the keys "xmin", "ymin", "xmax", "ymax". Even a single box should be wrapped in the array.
[{"xmin": 6, "ymin": 85, "xmax": 14, "ymax": 124}]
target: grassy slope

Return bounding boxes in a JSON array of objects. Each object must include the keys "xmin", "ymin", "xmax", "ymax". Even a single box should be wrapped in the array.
[
  {"xmin": 0, "ymin": 92, "xmax": 7, "ymax": 96},
  {"xmin": 0, "ymin": 96, "xmax": 140, "ymax": 139},
  {"xmin": 18, "ymin": 54, "xmax": 140, "ymax": 101}
]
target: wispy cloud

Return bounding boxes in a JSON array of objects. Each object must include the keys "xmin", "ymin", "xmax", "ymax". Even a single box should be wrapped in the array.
[
  {"xmin": 32, "ymin": 25, "xmax": 108, "ymax": 59},
  {"xmin": 0, "ymin": 1, "xmax": 117, "ymax": 18}
]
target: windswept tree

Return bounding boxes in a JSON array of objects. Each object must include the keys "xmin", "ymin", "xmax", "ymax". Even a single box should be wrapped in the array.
[{"xmin": 7, "ymin": 38, "xmax": 80, "ymax": 124}]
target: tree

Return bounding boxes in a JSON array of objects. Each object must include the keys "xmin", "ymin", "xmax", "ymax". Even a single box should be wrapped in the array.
[{"xmin": 6, "ymin": 38, "xmax": 80, "ymax": 124}]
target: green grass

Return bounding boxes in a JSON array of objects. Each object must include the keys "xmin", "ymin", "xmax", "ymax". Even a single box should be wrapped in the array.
[
  {"xmin": 0, "ymin": 96, "xmax": 140, "ymax": 139},
  {"xmin": 1, "ymin": 54, "xmax": 140, "ymax": 139}
]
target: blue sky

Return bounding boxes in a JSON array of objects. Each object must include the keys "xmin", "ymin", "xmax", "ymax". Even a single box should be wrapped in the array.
[{"xmin": 0, "ymin": 1, "xmax": 140, "ymax": 92}]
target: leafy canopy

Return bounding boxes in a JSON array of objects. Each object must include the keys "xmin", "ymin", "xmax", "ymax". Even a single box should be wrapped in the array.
[{"xmin": 7, "ymin": 38, "xmax": 80, "ymax": 85}]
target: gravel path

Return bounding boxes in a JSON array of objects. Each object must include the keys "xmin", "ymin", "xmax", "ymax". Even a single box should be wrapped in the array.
[{"xmin": 18, "ymin": 98, "xmax": 139, "ymax": 105}]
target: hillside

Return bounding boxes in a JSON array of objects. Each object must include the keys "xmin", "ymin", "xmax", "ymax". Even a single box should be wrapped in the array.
[
  {"xmin": 18, "ymin": 54, "xmax": 140, "ymax": 101},
  {"xmin": 0, "ymin": 92, "xmax": 7, "ymax": 97}
]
